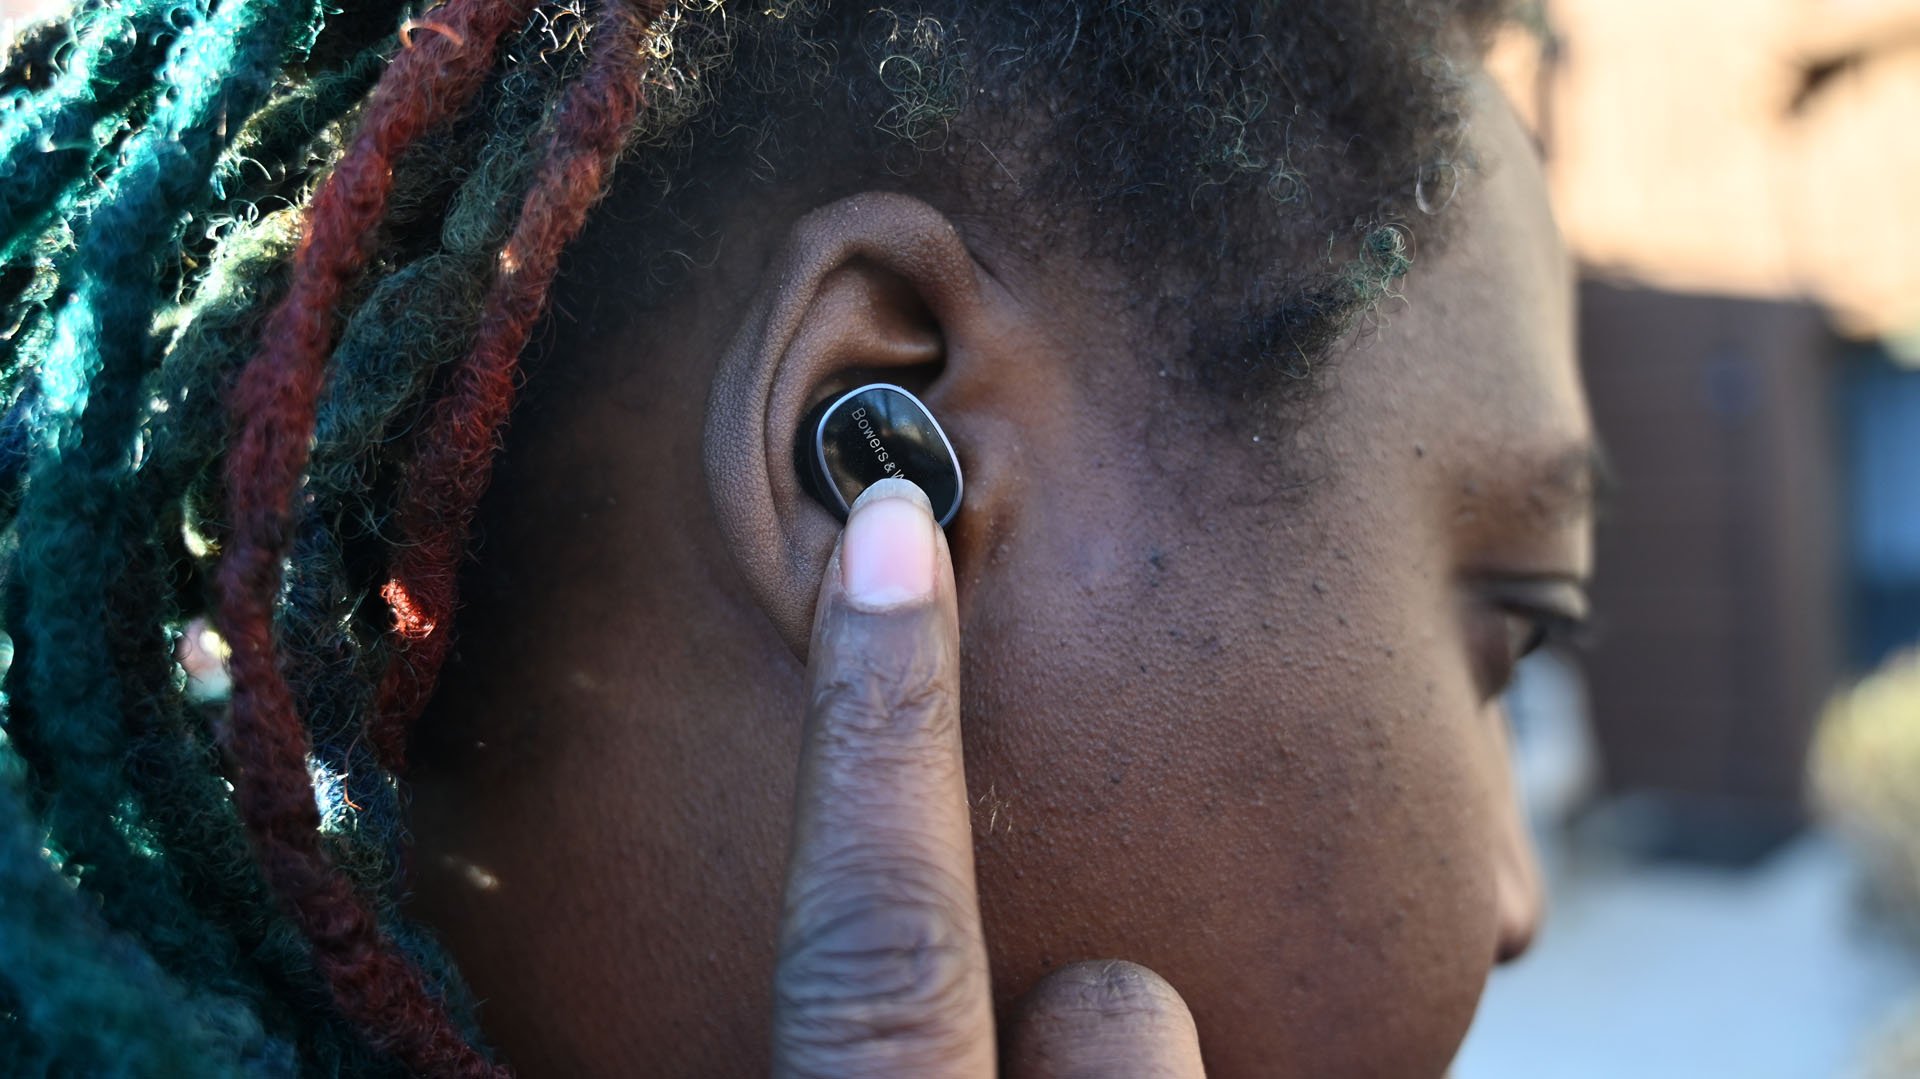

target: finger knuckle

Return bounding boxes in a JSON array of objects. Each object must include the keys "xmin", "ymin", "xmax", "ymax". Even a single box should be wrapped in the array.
[
  {"xmin": 775, "ymin": 889, "xmax": 978, "ymax": 1060},
  {"xmin": 812, "ymin": 647, "xmax": 952, "ymax": 739}
]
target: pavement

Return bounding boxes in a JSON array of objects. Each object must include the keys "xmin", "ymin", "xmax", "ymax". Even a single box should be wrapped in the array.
[{"xmin": 1455, "ymin": 832, "xmax": 1920, "ymax": 1079}]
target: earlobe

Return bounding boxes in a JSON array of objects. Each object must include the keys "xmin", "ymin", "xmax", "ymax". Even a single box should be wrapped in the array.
[{"xmin": 702, "ymin": 193, "xmax": 1001, "ymax": 659}]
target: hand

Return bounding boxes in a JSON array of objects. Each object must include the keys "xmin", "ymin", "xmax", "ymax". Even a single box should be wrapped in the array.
[{"xmin": 771, "ymin": 478, "xmax": 1208, "ymax": 1078}]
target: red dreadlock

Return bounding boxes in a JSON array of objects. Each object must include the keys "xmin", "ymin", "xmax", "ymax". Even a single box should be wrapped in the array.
[
  {"xmin": 214, "ymin": 0, "xmax": 657, "ymax": 1073},
  {"xmin": 371, "ymin": 0, "xmax": 662, "ymax": 771}
]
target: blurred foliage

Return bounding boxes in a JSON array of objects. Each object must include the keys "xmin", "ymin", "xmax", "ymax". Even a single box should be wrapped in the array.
[
  {"xmin": 1813, "ymin": 647, "xmax": 1920, "ymax": 931},
  {"xmin": 1814, "ymin": 648, "xmax": 1920, "ymax": 1078},
  {"xmin": 1859, "ymin": 1004, "xmax": 1920, "ymax": 1079}
]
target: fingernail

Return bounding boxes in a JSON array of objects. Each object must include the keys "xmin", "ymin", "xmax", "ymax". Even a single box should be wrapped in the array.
[{"xmin": 841, "ymin": 478, "xmax": 936, "ymax": 610}]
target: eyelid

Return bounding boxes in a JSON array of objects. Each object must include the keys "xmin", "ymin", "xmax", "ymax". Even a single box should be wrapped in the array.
[
  {"xmin": 1462, "ymin": 573, "xmax": 1596, "ymax": 699},
  {"xmin": 1479, "ymin": 575, "xmax": 1588, "ymax": 616},
  {"xmin": 1480, "ymin": 575, "xmax": 1594, "ymax": 649}
]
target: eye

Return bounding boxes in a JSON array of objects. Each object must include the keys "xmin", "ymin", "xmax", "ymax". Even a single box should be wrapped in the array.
[
  {"xmin": 1470, "ymin": 577, "xmax": 1591, "ymax": 699},
  {"xmin": 1502, "ymin": 610, "xmax": 1551, "ymax": 663}
]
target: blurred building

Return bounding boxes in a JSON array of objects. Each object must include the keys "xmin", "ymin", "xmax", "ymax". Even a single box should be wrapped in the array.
[
  {"xmin": 1491, "ymin": 0, "xmax": 1920, "ymax": 854},
  {"xmin": 1468, "ymin": 13, "xmax": 1920, "ymax": 1076},
  {"xmin": 1493, "ymin": 0, "xmax": 1920, "ymax": 344}
]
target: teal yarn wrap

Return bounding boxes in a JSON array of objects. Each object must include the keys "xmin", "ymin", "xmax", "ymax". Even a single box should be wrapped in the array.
[
  {"xmin": 0, "ymin": 734, "xmax": 294, "ymax": 1077},
  {"xmin": 5, "ymin": 0, "xmax": 325, "ymax": 1033},
  {"xmin": 0, "ymin": 2, "xmax": 617, "ymax": 1070},
  {"xmin": 0, "ymin": 0, "xmax": 181, "ymax": 251}
]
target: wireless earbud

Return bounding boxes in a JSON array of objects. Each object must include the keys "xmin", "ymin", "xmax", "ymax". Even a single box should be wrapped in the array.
[{"xmin": 797, "ymin": 383, "xmax": 963, "ymax": 527}]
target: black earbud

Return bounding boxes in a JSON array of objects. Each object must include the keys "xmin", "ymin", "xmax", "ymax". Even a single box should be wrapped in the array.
[{"xmin": 797, "ymin": 383, "xmax": 963, "ymax": 527}]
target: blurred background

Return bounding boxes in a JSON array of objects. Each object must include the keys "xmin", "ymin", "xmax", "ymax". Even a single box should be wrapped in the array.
[
  {"xmin": 2, "ymin": 0, "xmax": 1914, "ymax": 1075},
  {"xmin": 1464, "ymin": 2, "xmax": 1920, "ymax": 1076}
]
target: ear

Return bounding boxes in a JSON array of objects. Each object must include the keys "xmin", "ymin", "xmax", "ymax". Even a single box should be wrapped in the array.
[{"xmin": 703, "ymin": 193, "xmax": 1023, "ymax": 659}]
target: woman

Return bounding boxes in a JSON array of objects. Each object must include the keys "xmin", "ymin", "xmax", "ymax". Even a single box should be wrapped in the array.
[{"xmin": 0, "ymin": 0, "xmax": 1595, "ymax": 1074}]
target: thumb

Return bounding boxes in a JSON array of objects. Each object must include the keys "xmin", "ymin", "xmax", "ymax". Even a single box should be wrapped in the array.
[{"xmin": 1005, "ymin": 961, "xmax": 1207, "ymax": 1079}]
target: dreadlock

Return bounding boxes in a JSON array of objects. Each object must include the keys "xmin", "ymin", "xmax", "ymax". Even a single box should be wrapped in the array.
[{"xmin": 0, "ymin": 0, "xmax": 1503, "ymax": 1072}]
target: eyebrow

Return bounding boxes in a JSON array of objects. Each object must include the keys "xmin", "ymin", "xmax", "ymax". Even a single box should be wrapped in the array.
[
  {"xmin": 1533, "ymin": 440, "xmax": 1614, "ymax": 524},
  {"xmin": 1588, "ymin": 441, "xmax": 1618, "ymax": 517}
]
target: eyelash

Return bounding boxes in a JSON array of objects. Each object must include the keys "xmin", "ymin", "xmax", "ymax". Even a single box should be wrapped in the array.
[
  {"xmin": 1474, "ymin": 579, "xmax": 1592, "ymax": 698},
  {"xmin": 1504, "ymin": 603, "xmax": 1588, "ymax": 662}
]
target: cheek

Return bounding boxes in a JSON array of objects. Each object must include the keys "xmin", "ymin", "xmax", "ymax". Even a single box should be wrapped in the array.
[
  {"xmin": 406, "ymin": 558, "xmax": 807, "ymax": 1075},
  {"xmin": 962, "ymin": 488, "xmax": 1505, "ymax": 1077}
]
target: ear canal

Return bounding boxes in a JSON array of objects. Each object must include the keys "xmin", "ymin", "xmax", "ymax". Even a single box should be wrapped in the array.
[{"xmin": 797, "ymin": 383, "xmax": 964, "ymax": 527}]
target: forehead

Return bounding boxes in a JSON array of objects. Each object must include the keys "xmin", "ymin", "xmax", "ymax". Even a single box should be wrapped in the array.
[{"xmin": 1327, "ymin": 77, "xmax": 1587, "ymax": 480}]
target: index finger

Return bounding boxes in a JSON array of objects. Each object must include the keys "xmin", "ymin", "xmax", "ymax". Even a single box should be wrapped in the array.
[{"xmin": 771, "ymin": 478, "xmax": 993, "ymax": 1079}]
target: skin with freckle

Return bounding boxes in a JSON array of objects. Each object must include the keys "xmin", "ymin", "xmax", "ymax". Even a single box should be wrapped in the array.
[{"xmin": 406, "ymin": 68, "xmax": 1592, "ymax": 1079}]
